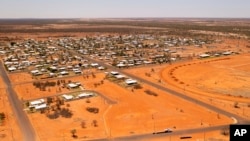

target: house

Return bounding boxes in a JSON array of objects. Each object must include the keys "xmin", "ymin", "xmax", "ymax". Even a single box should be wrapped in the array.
[
  {"xmin": 98, "ymin": 66, "xmax": 105, "ymax": 70},
  {"xmin": 30, "ymin": 70, "xmax": 43, "ymax": 76},
  {"xmin": 110, "ymin": 71, "xmax": 119, "ymax": 75},
  {"xmin": 49, "ymin": 66, "xmax": 58, "ymax": 72},
  {"xmin": 117, "ymin": 63, "xmax": 126, "ymax": 68},
  {"xmin": 73, "ymin": 69, "xmax": 82, "ymax": 74},
  {"xmin": 90, "ymin": 63, "xmax": 99, "ymax": 67},
  {"xmin": 62, "ymin": 94, "xmax": 74, "ymax": 101},
  {"xmin": 30, "ymin": 99, "xmax": 45, "ymax": 107},
  {"xmin": 60, "ymin": 71, "xmax": 69, "ymax": 75},
  {"xmin": 199, "ymin": 54, "xmax": 210, "ymax": 58},
  {"xmin": 223, "ymin": 51, "xmax": 232, "ymax": 55},
  {"xmin": 77, "ymin": 93, "xmax": 94, "ymax": 98},
  {"xmin": 34, "ymin": 103, "xmax": 47, "ymax": 110},
  {"xmin": 67, "ymin": 83, "xmax": 79, "ymax": 89},
  {"xmin": 8, "ymin": 66, "xmax": 17, "ymax": 71},
  {"xmin": 115, "ymin": 74, "xmax": 126, "ymax": 79},
  {"xmin": 125, "ymin": 79, "xmax": 137, "ymax": 85}
]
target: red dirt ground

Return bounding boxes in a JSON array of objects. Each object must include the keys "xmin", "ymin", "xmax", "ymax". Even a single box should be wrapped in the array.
[
  {"xmin": 13, "ymin": 72, "xmax": 233, "ymax": 140},
  {"xmin": 0, "ymin": 88, "xmax": 23, "ymax": 141}
]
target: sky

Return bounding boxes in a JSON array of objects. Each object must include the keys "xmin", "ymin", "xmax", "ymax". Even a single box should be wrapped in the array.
[{"xmin": 0, "ymin": 0, "xmax": 249, "ymax": 18}]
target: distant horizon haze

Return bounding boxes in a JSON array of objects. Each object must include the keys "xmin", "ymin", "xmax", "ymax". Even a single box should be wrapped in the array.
[{"xmin": 0, "ymin": 0, "xmax": 249, "ymax": 18}]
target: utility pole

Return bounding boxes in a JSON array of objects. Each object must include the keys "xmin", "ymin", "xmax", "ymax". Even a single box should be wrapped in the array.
[{"xmin": 152, "ymin": 114, "xmax": 155, "ymax": 133}]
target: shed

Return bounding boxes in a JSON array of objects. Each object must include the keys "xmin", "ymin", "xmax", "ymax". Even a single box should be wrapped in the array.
[
  {"xmin": 62, "ymin": 94, "xmax": 74, "ymax": 100},
  {"xmin": 8, "ymin": 66, "xmax": 17, "ymax": 71},
  {"xmin": 110, "ymin": 71, "xmax": 119, "ymax": 75},
  {"xmin": 78, "ymin": 93, "xmax": 94, "ymax": 98},
  {"xmin": 199, "ymin": 54, "xmax": 210, "ymax": 58},
  {"xmin": 34, "ymin": 103, "xmax": 47, "ymax": 110},
  {"xmin": 30, "ymin": 99, "xmax": 45, "ymax": 107},
  {"xmin": 125, "ymin": 79, "xmax": 137, "ymax": 85},
  {"xmin": 67, "ymin": 83, "xmax": 79, "ymax": 89}
]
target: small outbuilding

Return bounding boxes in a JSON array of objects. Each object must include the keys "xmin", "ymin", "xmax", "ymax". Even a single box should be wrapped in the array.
[
  {"xmin": 125, "ymin": 79, "xmax": 137, "ymax": 85},
  {"xmin": 62, "ymin": 94, "xmax": 74, "ymax": 101}
]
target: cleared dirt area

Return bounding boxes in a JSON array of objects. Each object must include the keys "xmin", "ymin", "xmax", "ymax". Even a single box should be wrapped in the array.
[
  {"xmin": 28, "ymin": 96, "xmax": 108, "ymax": 141},
  {"xmin": 161, "ymin": 54, "xmax": 250, "ymax": 100},
  {"xmin": 124, "ymin": 54, "xmax": 250, "ymax": 117},
  {"xmin": 8, "ymin": 72, "xmax": 34, "ymax": 84},
  {"xmin": 16, "ymin": 72, "xmax": 233, "ymax": 140},
  {"xmin": 102, "ymin": 82, "xmax": 232, "ymax": 138},
  {"xmin": 0, "ymin": 88, "xmax": 23, "ymax": 141}
]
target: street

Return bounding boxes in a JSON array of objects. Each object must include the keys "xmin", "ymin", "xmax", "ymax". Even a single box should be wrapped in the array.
[{"xmin": 0, "ymin": 61, "xmax": 36, "ymax": 141}]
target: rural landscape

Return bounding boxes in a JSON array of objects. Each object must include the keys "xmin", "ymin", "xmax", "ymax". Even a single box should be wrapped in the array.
[{"xmin": 0, "ymin": 18, "xmax": 249, "ymax": 141}]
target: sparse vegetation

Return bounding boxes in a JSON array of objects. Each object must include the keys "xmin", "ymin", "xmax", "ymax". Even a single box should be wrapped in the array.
[
  {"xmin": 92, "ymin": 120, "xmax": 98, "ymax": 127},
  {"xmin": 81, "ymin": 121, "xmax": 86, "ymax": 128},
  {"xmin": 0, "ymin": 112, "xmax": 6, "ymax": 122},
  {"xmin": 86, "ymin": 107, "xmax": 99, "ymax": 114},
  {"xmin": 234, "ymin": 102, "xmax": 240, "ymax": 108},
  {"xmin": 70, "ymin": 129, "xmax": 77, "ymax": 138},
  {"xmin": 144, "ymin": 90, "xmax": 158, "ymax": 97},
  {"xmin": 221, "ymin": 127, "xmax": 230, "ymax": 136}
]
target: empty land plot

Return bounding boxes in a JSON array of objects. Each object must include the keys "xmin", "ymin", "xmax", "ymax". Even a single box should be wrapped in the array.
[
  {"xmin": 162, "ymin": 54, "xmax": 250, "ymax": 98},
  {"xmin": 90, "ymin": 79, "xmax": 233, "ymax": 138},
  {"xmin": 0, "ymin": 88, "xmax": 23, "ymax": 141},
  {"xmin": 8, "ymin": 72, "xmax": 33, "ymax": 83},
  {"xmin": 14, "ymin": 82, "xmax": 71, "ymax": 100},
  {"xmin": 28, "ymin": 96, "xmax": 108, "ymax": 141}
]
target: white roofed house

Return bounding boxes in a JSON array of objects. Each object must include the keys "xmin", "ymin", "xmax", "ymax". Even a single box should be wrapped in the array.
[
  {"xmin": 73, "ymin": 68, "xmax": 82, "ymax": 74},
  {"xmin": 67, "ymin": 83, "xmax": 80, "ymax": 89},
  {"xmin": 77, "ymin": 93, "xmax": 94, "ymax": 99},
  {"xmin": 110, "ymin": 71, "xmax": 119, "ymax": 75},
  {"xmin": 34, "ymin": 103, "xmax": 47, "ymax": 110},
  {"xmin": 90, "ymin": 63, "xmax": 99, "ymax": 67},
  {"xmin": 49, "ymin": 66, "xmax": 58, "ymax": 72},
  {"xmin": 115, "ymin": 74, "xmax": 126, "ymax": 80},
  {"xmin": 199, "ymin": 54, "xmax": 210, "ymax": 58},
  {"xmin": 60, "ymin": 71, "xmax": 69, "ymax": 75},
  {"xmin": 30, "ymin": 70, "xmax": 43, "ymax": 76},
  {"xmin": 62, "ymin": 94, "xmax": 74, "ymax": 101},
  {"xmin": 29, "ymin": 99, "xmax": 47, "ymax": 110},
  {"xmin": 8, "ymin": 66, "xmax": 17, "ymax": 72},
  {"xmin": 117, "ymin": 63, "xmax": 127, "ymax": 68},
  {"xmin": 125, "ymin": 79, "xmax": 138, "ymax": 85}
]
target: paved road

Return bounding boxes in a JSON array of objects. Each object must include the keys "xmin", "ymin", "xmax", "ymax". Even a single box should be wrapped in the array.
[
  {"xmin": 60, "ymin": 46, "xmax": 250, "ymax": 140},
  {"xmin": 0, "ymin": 62, "xmax": 36, "ymax": 141}
]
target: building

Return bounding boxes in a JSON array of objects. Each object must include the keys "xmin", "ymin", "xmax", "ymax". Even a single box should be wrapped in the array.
[
  {"xmin": 29, "ymin": 99, "xmax": 47, "ymax": 110},
  {"xmin": 62, "ymin": 94, "xmax": 74, "ymax": 101},
  {"xmin": 125, "ymin": 79, "xmax": 137, "ymax": 85}
]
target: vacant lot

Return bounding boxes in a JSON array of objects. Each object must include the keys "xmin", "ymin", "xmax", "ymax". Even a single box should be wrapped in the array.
[{"xmin": 0, "ymin": 88, "xmax": 22, "ymax": 141}]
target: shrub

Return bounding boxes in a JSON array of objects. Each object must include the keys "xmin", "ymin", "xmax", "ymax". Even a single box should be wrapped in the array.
[
  {"xmin": 0, "ymin": 112, "xmax": 6, "ymax": 121},
  {"xmin": 81, "ymin": 121, "xmax": 86, "ymax": 128},
  {"xmin": 234, "ymin": 102, "xmax": 240, "ymax": 108},
  {"xmin": 86, "ymin": 107, "xmax": 99, "ymax": 114}
]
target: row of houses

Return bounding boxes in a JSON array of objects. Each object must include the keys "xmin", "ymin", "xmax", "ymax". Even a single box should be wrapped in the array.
[
  {"xmin": 199, "ymin": 51, "xmax": 234, "ymax": 58},
  {"xmin": 29, "ymin": 92, "xmax": 94, "ymax": 110},
  {"xmin": 109, "ymin": 71, "xmax": 138, "ymax": 85}
]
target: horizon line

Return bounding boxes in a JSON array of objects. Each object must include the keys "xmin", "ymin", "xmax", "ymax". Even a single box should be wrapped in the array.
[{"xmin": 0, "ymin": 17, "xmax": 249, "ymax": 20}]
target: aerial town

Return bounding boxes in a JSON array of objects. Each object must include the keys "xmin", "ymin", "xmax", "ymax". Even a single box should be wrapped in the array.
[
  {"xmin": 0, "ymin": 1, "xmax": 250, "ymax": 141},
  {"xmin": 0, "ymin": 18, "xmax": 249, "ymax": 141}
]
